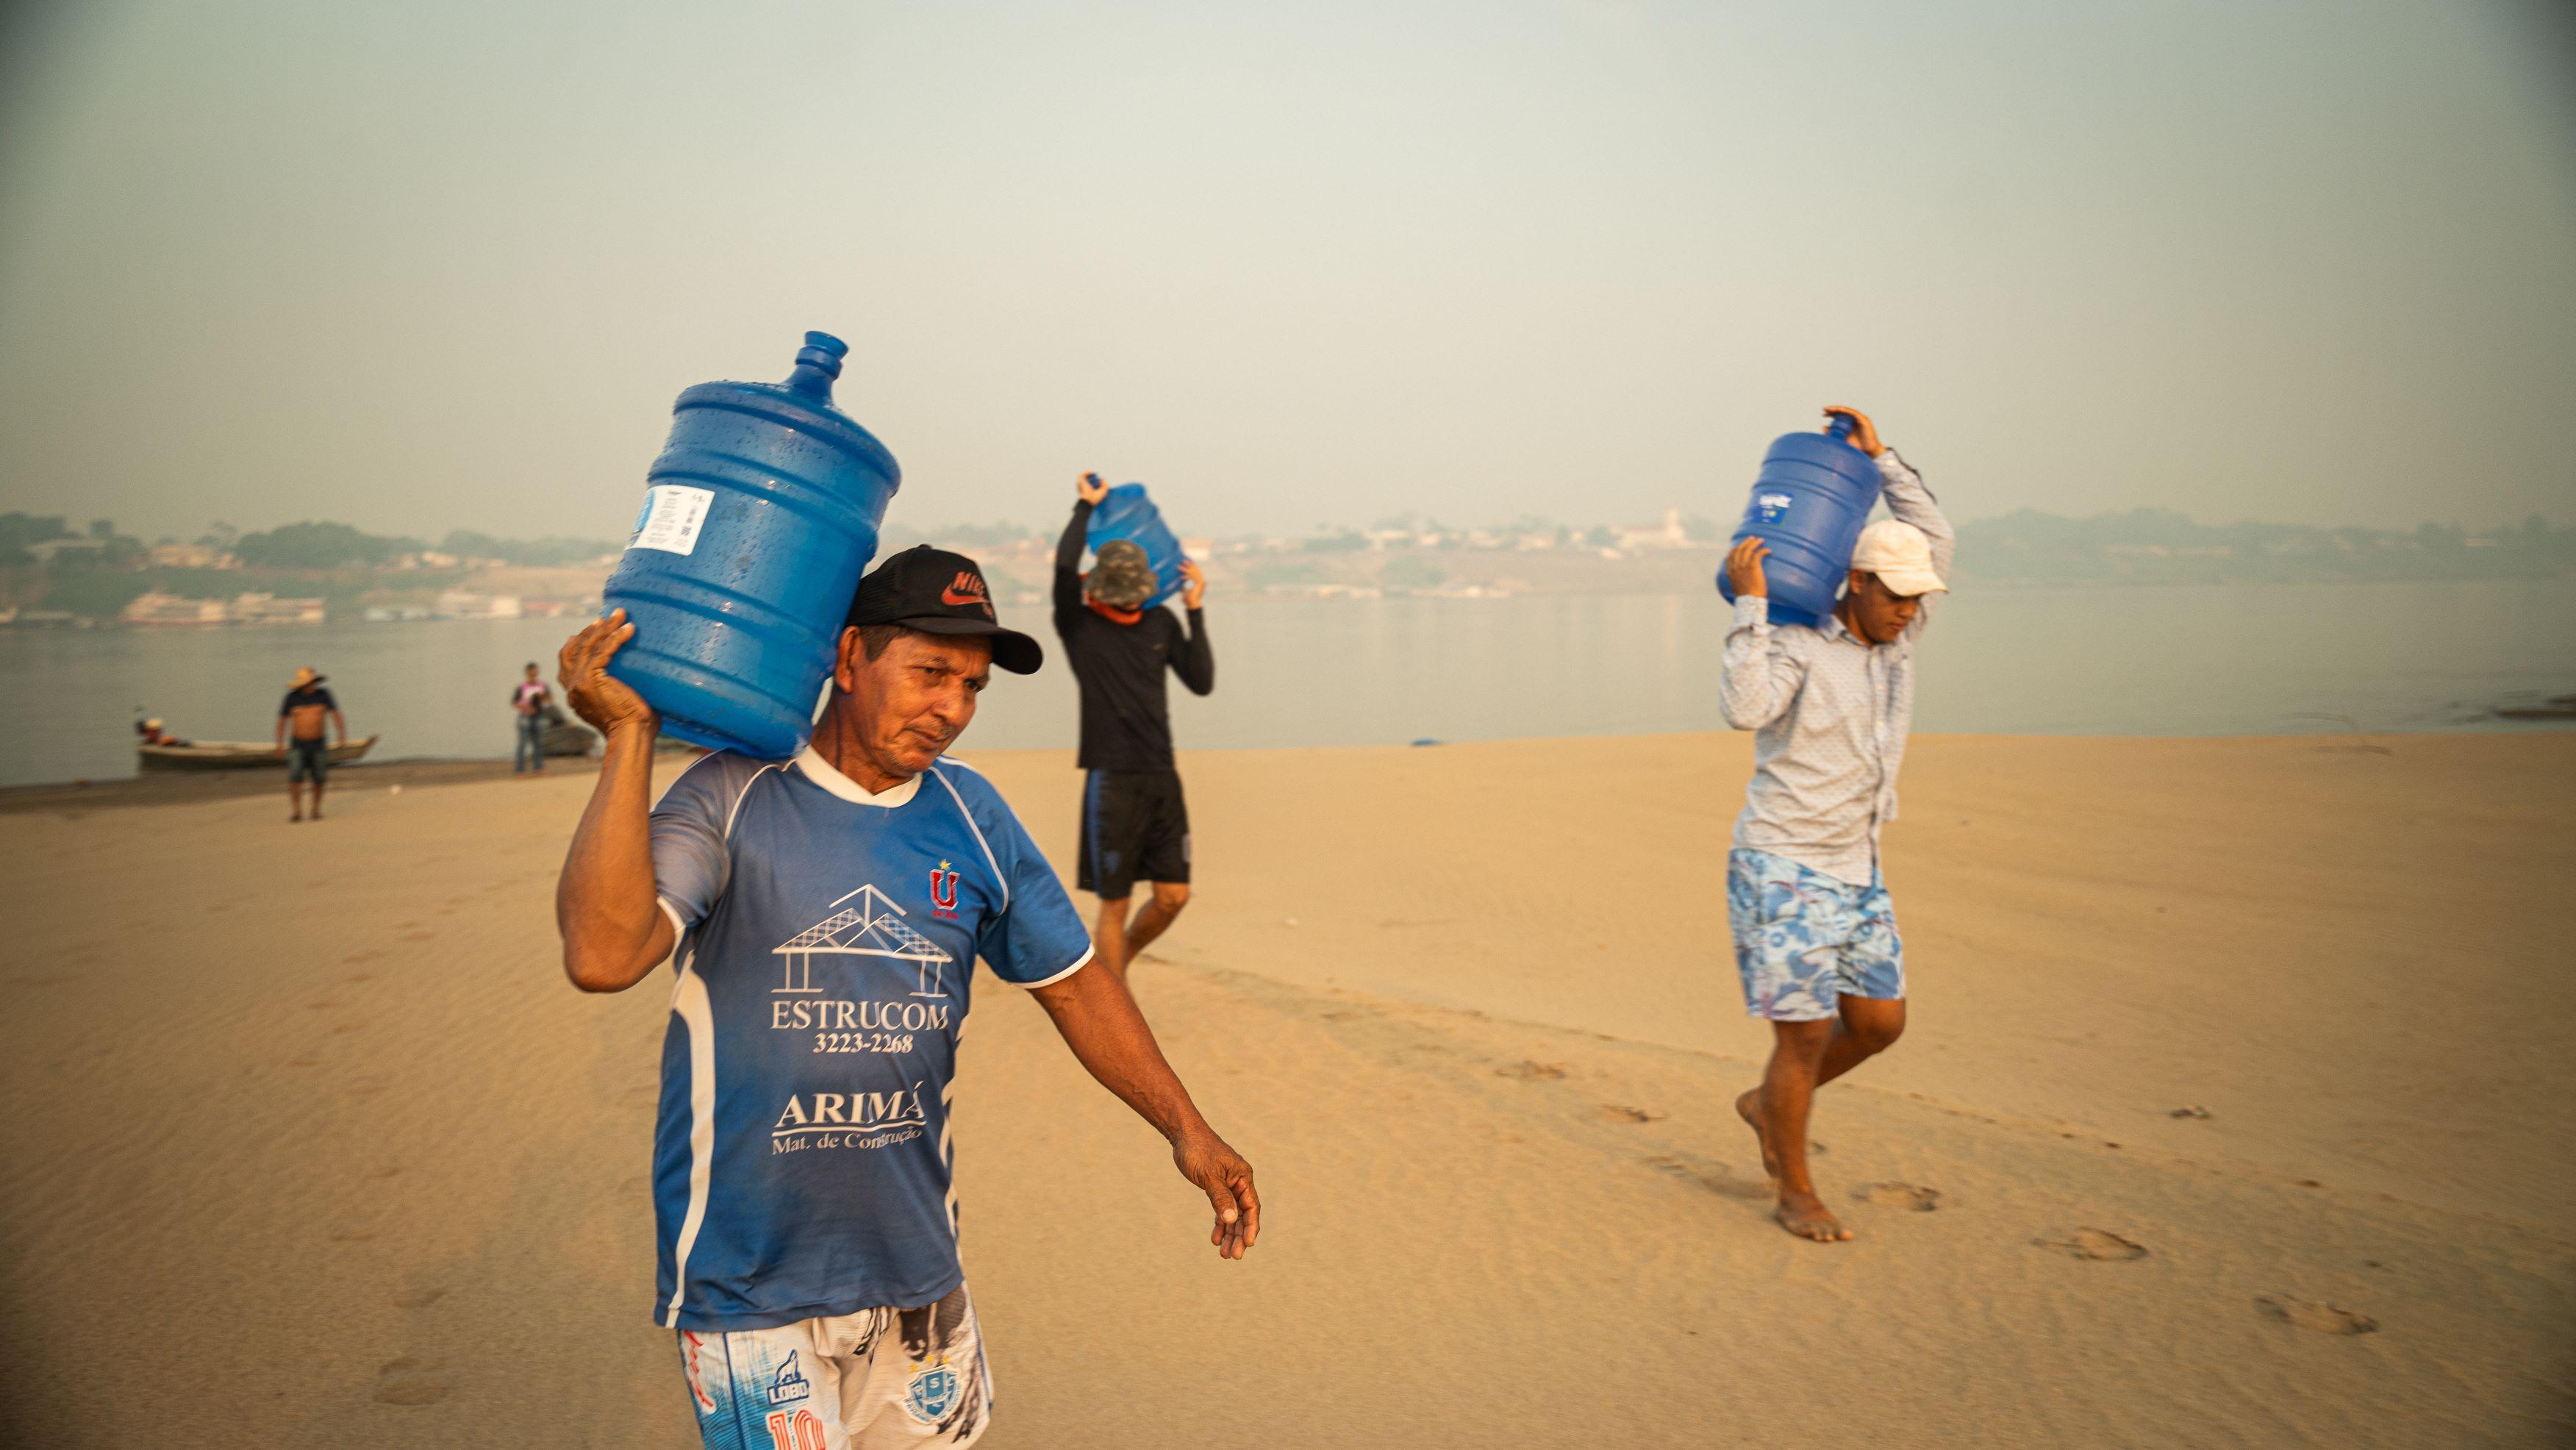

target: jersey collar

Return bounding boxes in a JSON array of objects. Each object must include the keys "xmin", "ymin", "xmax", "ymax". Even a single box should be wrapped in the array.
[{"xmin": 793, "ymin": 745, "xmax": 922, "ymax": 809}]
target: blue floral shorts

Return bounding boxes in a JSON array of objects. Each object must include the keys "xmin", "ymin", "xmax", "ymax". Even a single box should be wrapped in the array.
[{"xmin": 1727, "ymin": 849, "xmax": 1906, "ymax": 1021}]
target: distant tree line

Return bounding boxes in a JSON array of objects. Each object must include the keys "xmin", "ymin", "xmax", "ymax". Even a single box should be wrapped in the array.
[
  {"xmin": 226, "ymin": 522, "xmax": 621, "ymax": 569},
  {"xmin": 0, "ymin": 512, "xmax": 626, "ymax": 571},
  {"xmin": 5, "ymin": 507, "xmax": 2570, "ymax": 591}
]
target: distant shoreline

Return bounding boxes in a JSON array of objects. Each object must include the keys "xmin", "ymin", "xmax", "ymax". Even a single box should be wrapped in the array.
[{"xmin": 16, "ymin": 722, "xmax": 2576, "ymax": 812}]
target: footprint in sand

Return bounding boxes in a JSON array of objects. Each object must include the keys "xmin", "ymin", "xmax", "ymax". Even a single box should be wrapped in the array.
[
  {"xmin": 343, "ymin": 952, "xmax": 381, "ymax": 965},
  {"xmin": 398, "ymin": 932, "xmax": 434, "ymax": 943},
  {"xmin": 1645, "ymin": 1154, "xmax": 1769, "ymax": 1201},
  {"xmin": 1598, "ymin": 1104, "xmax": 1664, "ymax": 1124},
  {"xmin": 1853, "ymin": 1182, "xmax": 1942, "ymax": 1212},
  {"xmin": 1494, "ymin": 1061, "xmax": 1567, "ymax": 1081},
  {"xmin": 393, "ymin": 1286, "xmax": 446, "ymax": 1309},
  {"xmin": 2034, "ymin": 1228, "xmax": 2147, "ymax": 1261},
  {"xmin": 373, "ymin": 1358, "xmax": 449, "ymax": 1406},
  {"xmin": 2255, "ymin": 1296, "xmax": 2378, "ymax": 1335}
]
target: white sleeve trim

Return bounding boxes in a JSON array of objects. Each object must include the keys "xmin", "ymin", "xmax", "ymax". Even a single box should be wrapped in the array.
[
  {"xmin": 656, "ymin": 896, "xmax": 689, "ymax": 961},
  {"xmin": 722, "ymin": 762, "xmax": 781, "ymax": 840},
  {"xmin": 1012, "ymin": 942, "xmax": 1095, "ymax": 990}
]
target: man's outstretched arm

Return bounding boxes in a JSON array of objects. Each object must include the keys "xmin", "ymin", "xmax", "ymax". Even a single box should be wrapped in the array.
[
  {"xmin": 554, "ymin": 611, "xmax": 676, "ymax": 993},
  {"xmin": 1029, "ymin": 961, "xmax": 1261, "ymax": 1259}
]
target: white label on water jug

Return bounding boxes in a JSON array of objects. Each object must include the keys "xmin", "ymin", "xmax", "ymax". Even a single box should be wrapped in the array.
[{"xmin": 629, "ymin": 485, "xmax": 715, "ymax": 556}]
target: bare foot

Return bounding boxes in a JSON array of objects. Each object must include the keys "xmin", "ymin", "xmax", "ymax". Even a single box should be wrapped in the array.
[
  {"xmin": 1736, "ymin": 1088, "xmax": 1780, "ymax": 1182},
  {"xmin": 289, "ymin": 813, "xmax": 304, "ymax": 824},
  {"xmin": 1775, "ymin": 1189, "xmax": 1851, "ymax": 1243}
]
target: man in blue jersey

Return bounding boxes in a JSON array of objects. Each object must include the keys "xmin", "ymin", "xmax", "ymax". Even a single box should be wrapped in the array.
[
  {"xmin": 554, "ymin": 546, "xmax": 1259, "ymax": 1449},
  {"xmin": 1720, "ymin": 405, "xmax": 1953, "ymax": 1246}
]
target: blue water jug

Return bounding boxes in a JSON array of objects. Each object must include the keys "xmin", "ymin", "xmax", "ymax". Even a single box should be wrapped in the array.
[
  {"xmin": 1085, "ymin": 482, "xmax": 1186, "ymax": 610},
  {"xmin": 602, "ymin": 331, "xmax": 901, "ymax": 758},
  {"xmin": 1716, "ymin": 414, "xmax": 1881, "ymax": 629}
]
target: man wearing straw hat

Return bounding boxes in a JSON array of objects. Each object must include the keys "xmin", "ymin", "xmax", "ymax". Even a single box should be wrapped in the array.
[
  {"xmin": 1720, "ymin": 405, "xmax": 1954, "ymax": 1245},
  {"xmin": 273, "ymin": 666, "xmax": 346, "ymax": 823}
]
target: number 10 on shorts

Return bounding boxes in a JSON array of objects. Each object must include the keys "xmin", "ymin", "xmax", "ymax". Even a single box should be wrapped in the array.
[{"xmin": 767, "ymin": 1408, "xmax": 824, "ymax": 1450}]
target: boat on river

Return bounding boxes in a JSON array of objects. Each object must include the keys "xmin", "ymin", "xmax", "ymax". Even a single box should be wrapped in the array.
[{"xmin": 137, "ymin": 736, "xmax": 382, "ymax": 772}]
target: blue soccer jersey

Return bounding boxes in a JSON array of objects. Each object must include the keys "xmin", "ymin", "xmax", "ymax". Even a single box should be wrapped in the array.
[{"xmin": 646, "ymin": 746, "xmax": 1093, "ymax": 1332}]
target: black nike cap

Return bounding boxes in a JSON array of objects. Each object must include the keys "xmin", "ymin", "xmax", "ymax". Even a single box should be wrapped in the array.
[{"xmin": 846, "ymin": 545, "xmax": 1043, "ymax": 675}]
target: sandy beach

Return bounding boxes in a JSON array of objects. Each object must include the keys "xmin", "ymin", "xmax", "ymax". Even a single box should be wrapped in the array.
[{"xmin": 2, "ymin": 731, "xmax": 2570, "ymax": 1448}]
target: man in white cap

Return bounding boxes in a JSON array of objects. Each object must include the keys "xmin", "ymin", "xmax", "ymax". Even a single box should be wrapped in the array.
[{"xmin": 1718, "ymin": 404, "xmax": 1953, "ymax": 1244}]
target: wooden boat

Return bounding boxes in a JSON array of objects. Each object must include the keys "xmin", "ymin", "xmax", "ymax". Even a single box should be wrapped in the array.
[
  {"xmin": 137, "ymin": 735, "xmax": 381, "ymax": 772},
  {"xmin": 2495, "ymin": 695, "xmax": 2576, "ymax": 721}
]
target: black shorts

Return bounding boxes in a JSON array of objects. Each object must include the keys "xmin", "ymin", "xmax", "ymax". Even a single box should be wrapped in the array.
[
  {"xmin": 1077, "ymin": 769, "xmax": 1190, "ymax": 900},
  {"xmin": 285, "ymin": 738, "xmax": 329, "ymax": 784}
]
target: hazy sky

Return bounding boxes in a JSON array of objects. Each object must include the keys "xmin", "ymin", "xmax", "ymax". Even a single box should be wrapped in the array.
[{"xmin": 2, "ymin": 0, "xmax": 2571, "ymax": 544}]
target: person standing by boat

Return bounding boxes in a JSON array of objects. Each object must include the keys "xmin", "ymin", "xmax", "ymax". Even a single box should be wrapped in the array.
[
  {"xmin": 1054, "ymin": 473, "xmax": 1214, "ymax": 983},
  {"xmin": 511, "ymin": 661, "xmax": 553, "ymax": 774},
  {"xmin": 1720, "ymin": 405, "xmax": 1953, "ymax": 1244},
  {"xmin": 274, "ymin": 666, "xmax": 346, "ymax": 823}
]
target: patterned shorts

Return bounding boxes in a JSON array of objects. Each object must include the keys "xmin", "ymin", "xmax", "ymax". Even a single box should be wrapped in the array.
[
  {"xmin": 678, "ymin": 1285, "xmax": 991, "ymax": 1449},
  {"xmin": 1727, "ymin": 849, "xmax": 1906, "ymax": 1021}
]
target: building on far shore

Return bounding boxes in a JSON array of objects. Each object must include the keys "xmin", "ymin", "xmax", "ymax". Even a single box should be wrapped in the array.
[
  {"xmin": 122, "ymin": 591, "xmax": 229, "ymax": 626},
  {"xmin": 24, "ymin": 538, "xmax": 108, "ymax": 565},
  {"xmin": 1614, "ymin": 508, "xmax": 1692, "ymax": 552},
  {"xmin": 231, "ymin": 593, "xmax": 325, "ymax": 626},
  {"xmin": 146, "ymin": 543, "xmax": 238, "ymax": 568},
  {"xmin": 434, "ymin": 590, "xmax": 522, "ymax": 620},
  {"xmin": 119, "ymin": 590, "xmax": 324, "ymax": 626}
]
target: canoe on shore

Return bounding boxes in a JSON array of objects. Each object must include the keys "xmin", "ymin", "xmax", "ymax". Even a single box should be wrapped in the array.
[{"xmin": 137, "ymin": 736, "xmax": 382, "ymax": 772}]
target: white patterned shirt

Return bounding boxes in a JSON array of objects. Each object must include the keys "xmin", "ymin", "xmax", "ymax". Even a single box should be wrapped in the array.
[{"xmin": 1719, "ymin": 451, "xmax": 1954, "ymax": 886}]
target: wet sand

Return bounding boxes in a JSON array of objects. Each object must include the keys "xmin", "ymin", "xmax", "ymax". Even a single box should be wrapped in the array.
[{"xmin": 1, "ymin": 732, "xmax": 2569, "ymax": 1447}]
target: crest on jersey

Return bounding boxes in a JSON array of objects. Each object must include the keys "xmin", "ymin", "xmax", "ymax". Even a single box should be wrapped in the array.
[
  {"xmin": 929, "ymin": 863, "xmax": 960, "ymax": 919},
  {"xmin": 773, "ymin": 884, "xmax": 953, "ymax": 999}
]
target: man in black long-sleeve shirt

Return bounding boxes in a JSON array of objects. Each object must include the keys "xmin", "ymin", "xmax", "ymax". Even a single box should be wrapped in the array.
[{"xmin": 1055, "ymin": 472, "xmax": 1215, "ymax": 982}]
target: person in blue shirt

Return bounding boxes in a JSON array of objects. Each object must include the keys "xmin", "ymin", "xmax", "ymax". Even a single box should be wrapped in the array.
[{"xmin": 554, "ymin": 546, "xmax": 1259, "ymax": 1449}]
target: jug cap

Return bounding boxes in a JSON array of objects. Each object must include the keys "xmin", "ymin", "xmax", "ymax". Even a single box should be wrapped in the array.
[{"xmin": 786, "ymin": 331, "xmax": 848, "ymax": 399}]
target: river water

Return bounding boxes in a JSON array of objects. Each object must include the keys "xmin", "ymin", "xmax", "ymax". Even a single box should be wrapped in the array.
[{"xmin": 2, "ymin": 579, "xmax": 2569, "ymax": 787}]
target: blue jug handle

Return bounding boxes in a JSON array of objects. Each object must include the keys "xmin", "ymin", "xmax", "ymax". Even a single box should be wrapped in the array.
[
  {"xmin": 1825, "ymin": 411, "xmax": 1857, "ymax": 441},
  {"xmin": 785, "ymin": 331, "xmax": 848, "ymax": 401}
]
